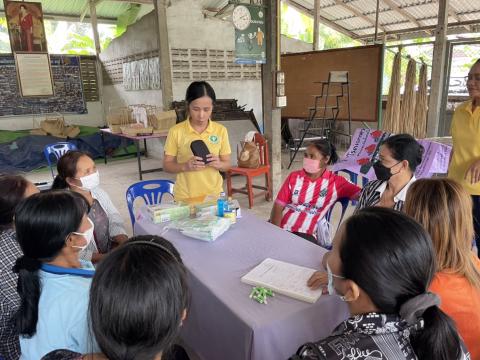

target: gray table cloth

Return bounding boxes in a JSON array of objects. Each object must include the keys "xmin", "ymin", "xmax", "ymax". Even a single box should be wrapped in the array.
[{"xmin": 135, "ymin": 211, "xmax": 349, "ymax": 360}]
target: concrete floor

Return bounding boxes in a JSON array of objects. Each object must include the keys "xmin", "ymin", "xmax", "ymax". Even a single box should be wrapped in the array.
[{"xmin": 24, "ymin": 150, "xmax": 355, "ymax": 237}]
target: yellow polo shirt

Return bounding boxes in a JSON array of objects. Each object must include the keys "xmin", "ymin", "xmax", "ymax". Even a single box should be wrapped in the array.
[
  {"xmin": 164, "ymin": 119, "xmax": 231, "ymax": 202},
  {"xmin": 449, "ymin": 100, "xmax": 480, "ymax": 195}
]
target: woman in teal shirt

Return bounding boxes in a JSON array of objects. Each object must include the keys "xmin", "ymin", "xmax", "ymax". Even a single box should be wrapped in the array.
[{"xmin": 13, "ymin": 191, "xmax": 99, "ymax": 359}]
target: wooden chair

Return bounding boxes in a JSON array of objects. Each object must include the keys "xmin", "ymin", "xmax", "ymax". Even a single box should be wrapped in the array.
[{"xmin": 226, "ymin": 133, "xmax": 272, "ymax": 208}]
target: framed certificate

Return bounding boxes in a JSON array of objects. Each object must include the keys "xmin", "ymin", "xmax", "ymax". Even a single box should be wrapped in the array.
[{"xmin": 14, "ymin": 52, "xmax": 54, "ymax": 97}]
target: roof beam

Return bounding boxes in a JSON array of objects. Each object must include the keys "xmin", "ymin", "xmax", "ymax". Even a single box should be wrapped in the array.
[
  {"xmin": 358, "ymin": 19, "xmax": 480, "ymax": 41},
  {"xmin": 382, "ymin": 0, "xmax": 422, "ymax": 28},
  {"xmin": 80, "ymin": 1, "xmax": 91, "ymax": 22},
  {"xmin": 446, "ymin": 2, "xmax": 471, "ymax": 32},
  {"xmin": 214, "ymin": 3, "xmax": 232, "ymax": 18},
  {"xmin": 0, "ymin": 10, "xmax": 117, "ymax": 24},
  {"xmin": 286, "ymin": 0, "xmax": 361, "ymax": 40},
  {"xmin": 333, "ymin": 0, "xmax": 386, "ymax": 33}
]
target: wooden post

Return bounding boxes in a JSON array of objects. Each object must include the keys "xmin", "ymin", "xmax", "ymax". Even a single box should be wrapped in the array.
[
  {"xmin": 427, "ymin": 0, "xmax": 449, "ymax": 137},
  {"xmin": 89, "ymin": 0, "xmax": 105, "ymax": 125},
  {"xmin": 262, "ymin": 0, "xmax": 282, "ymax": 196},
  {"xmin": 154, "ymin": 0, "xmax": 174, "ymax": 110},
  {"xmin": 313, "ymin": 0, "xmax": 320, "ymax": 50},
  {"xmin": 374, "ymin": 0, "xmax": 380, "ymax": 42}
]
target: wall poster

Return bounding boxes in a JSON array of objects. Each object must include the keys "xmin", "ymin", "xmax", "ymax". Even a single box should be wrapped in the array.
[
  {"xmin": 233, "ymin": 4, "xmax": 266, "ymax": 65},
  {"xmin": 4, "ymin": 1, "xmax": 48, "ymax": 53},
  {"xmin": 14, "ymin": 52, "xmax": 54, "ymax": 97}
]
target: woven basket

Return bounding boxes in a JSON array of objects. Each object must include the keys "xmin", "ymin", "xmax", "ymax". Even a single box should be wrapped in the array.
[
  {"xmin": 107, "ymin": 107, "xmax": 134, "ymax": 133},
  {"xmin": 148, "ymin": 110, "xmax": 177, "ymax": 131},
  {"xmin": 121, "ymin": 126, "xmax": 154, "ymax": 136}
]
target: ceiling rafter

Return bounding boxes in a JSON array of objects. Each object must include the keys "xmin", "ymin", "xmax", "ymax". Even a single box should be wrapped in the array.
[
  {"xmin": 381, "ymin": 0, "xmax": 422, "ymax": 27},
  {"xmin": 332, "ymin": 0, "xmax": 386, "ymax": 33},
  {"xmin": 286, "ymin": 0, "xmax": 362, "ymax": 39}
]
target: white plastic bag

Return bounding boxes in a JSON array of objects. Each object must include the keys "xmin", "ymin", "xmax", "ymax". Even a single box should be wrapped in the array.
[
  {"xmin": 316, "ymin": 217, "xmax": 332, "ymax": 250},
  {"xmin": 170, "ymin": 216, "xmax": 231, "ymax": 242}
]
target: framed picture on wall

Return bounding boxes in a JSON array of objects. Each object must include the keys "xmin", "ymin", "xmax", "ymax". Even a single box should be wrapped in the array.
[
  {"xmin": 15, "ymin": 52, "xmax": 54, "ymax": 97},
  {"xmin": 4, "ymin": 0, "xmax": 48, "ymax": 53}
]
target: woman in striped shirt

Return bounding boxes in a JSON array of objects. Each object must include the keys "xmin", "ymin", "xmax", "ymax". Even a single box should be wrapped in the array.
[
  {"xmin": 270, "ymin": 140, "xmax": 361, "ymax": 243},
  {"xmin": 355, "ymin": 134, "xmax": 423, "ymax": 212}
]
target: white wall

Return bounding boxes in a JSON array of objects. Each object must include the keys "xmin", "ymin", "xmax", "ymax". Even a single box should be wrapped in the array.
[
  {"xmin": 168, "ymin": 0, "xmax": 234, "ymax": 50},
  {"xmin": 281, "ymin": 35, "xmax": 312, "ymax": 54},
  {"xmin": 0, "ymin": 101, "xmax": 103, "ymax": 131},
  {"xmin": 173, "ymin": 80, "xmax": 263, "ymax": 130}
]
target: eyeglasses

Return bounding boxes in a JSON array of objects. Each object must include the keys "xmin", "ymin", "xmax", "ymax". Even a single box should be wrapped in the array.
[{"xmin": 464, "ymin": 74, "xmax": 480, "ymax": 82}]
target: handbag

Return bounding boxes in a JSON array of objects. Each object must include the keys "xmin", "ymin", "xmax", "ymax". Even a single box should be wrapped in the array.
[{"xmin": 237, "ymin": 140, "xmax": 260, "ymax": 168}]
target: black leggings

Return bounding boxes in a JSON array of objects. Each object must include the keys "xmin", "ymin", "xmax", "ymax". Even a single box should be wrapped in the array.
[{"xmin": 472, "ymin": 195, "xmax": 480, "ymax": 257}]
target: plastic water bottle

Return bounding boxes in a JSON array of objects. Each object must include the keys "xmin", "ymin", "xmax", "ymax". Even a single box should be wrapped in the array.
[{"xmin": 217, "ymin": 192, "xmax": 226, "ymax": 217}]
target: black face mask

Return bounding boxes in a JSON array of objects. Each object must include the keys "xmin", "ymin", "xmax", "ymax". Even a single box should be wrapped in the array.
[{"xmin": 373, "ymin": 161, "xmax": 400, "ymax": 181}]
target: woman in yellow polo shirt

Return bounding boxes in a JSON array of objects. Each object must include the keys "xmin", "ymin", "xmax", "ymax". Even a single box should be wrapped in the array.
[
  {"xmin": 449, "ymin": 58, "xmax": 480, "ymax": 253},
  {"xmin": 164, "ymin": 81, "xmax": 231, "ymax": 203}
]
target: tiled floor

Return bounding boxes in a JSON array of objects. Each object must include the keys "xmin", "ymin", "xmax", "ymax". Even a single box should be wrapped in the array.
[{"xmin": 24, "ymin": 150, "xmax": 355, "ymax": 236}]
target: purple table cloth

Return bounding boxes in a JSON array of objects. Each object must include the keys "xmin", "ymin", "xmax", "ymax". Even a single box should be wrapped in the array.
[{"xmin": 135, "ymin": 211, "xmax": 349, "ymax": 360}]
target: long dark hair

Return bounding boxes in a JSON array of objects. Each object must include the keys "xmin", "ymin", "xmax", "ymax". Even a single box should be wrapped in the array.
[
  {"xmin": 51, "ymin": 150, "xmax": 90, "ymax": 189},
  {"xmin": 89, "ymin": 235, "xmax": 189, "ymax": 360},
  {"xmin": 185, "ymin": 81, "xmax": 216, "ymax": 105},
  {"xmin": 14, "ymin": 191, "xmax": 88, "ymax": 337},
  {"xmin": 310, "ymin": 140, "xmax": 338, "ymax": 165},
  {"xmin": 341, "ymin": 207, "xmax": 462, "ymax": 360},
  {"xmin": 0, "ymin": 174, "xmax": 28, "ymax": 230},
  {"xmin": 381, "ymin": 134, "xmax": 424, "ymax": 172}
]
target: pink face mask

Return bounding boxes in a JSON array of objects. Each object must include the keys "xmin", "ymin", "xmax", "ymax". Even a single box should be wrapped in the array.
[{"xmin": 303, "ymin": 157, "xmax": 321, "ymax": 174}]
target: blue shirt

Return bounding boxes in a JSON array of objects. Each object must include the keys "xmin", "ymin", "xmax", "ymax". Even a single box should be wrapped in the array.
[{"xmin": 19, "ymin": 261, "xmax": 98, "ymax": 359}]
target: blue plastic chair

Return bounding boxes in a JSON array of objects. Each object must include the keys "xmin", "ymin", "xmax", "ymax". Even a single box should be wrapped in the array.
[
  {"xmin": 44, "ymin": 142, "xmax": 78, "ymax": 179},
  {"xmin": 325, "ymin": 197, "xmax": 349, "ymax": 225},
  {"xmin": 335, "ymin": 170, "xmax": 369, "ymax": 205},
  {"xmin": 126, "ymin": 180, "xmax": 175, "ymax": 227}
]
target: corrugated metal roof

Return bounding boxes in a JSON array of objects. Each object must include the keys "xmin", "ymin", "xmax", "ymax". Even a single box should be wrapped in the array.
[
  {"xmin": 204, "ymin": 0, "xmax": 480, "ymax": 41},
  {"xmin": 0, "ymin": 0, "xmax": 154, "ymax": 22},
  {"xmin": 18, "ymin": 0, "xmax": 477, "ymax": 41}
]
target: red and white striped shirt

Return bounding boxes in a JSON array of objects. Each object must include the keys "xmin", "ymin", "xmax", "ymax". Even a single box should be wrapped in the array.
[{"xmin": 275, "ymin": 170, "xmax": 360, "ymax": 236}]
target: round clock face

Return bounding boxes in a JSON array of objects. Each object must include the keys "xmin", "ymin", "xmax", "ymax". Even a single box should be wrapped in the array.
[{"xmin": 232, "ymin": 5, "xmax": 251, "ymax": 31}]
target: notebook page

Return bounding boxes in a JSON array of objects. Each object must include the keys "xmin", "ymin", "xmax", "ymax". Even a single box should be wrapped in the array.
[{"xmin": 241, "ymin": 258, "xmax": 322, "ymax": 303}]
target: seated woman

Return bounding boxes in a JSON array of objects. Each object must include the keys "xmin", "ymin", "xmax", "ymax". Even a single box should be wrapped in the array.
[
  {"xmin": 295, "ymin": 207, "xmax": 468, "ymax": 360},
  {"xmin": 42, "ymin": 235, "xmax": 190, "ymax": 360},
  {"xmin": 163, "ymin": 81, "xmax": 231, "ymax": 204},
  {"xmin": 405, "ymin": 178, "xmax": 480, "ymax": 359},
  {"xmin": 356, "ymin": 133, "xmax": 423, "ymax": 211},
  {"xmin": 0, "ymin": 175, "xmax": 38, "ymax": 360},
  {"xmin": 270, "ymin": 140, "xmax": 360, "ymax": 243},
  {"xmin": 52, "ymin": 151, "xmax": 127, "ymax": 262},
  {"xmin": 14, "ymin": 191, "xmax": 99, "ymax": 358}
]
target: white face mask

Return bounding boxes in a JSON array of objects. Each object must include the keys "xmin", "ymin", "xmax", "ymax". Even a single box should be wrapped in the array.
[
  {"xmin": 71, "ymin": 218, "xmax": 94, "ymax": 252},
  {"xmin": 326, "ymin": 261, "xmax": 346, "ymax": 297},
  {"xmin": 74, "ymin": 171, "xmax": 100, "ymax": 191}
]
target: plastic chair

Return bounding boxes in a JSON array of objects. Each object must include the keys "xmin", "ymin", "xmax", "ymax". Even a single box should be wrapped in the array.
[
  {"xmin": 317, "ymin": 197, "xmax": 350, "ymax": 249},
  {"xmin": 226, "ymin": 133, "xmax": 272, "ymax": 208},
  {"xmin": 43, "ymin": 142, "xmax": 78, "ymax": 179},
  {"xmin": 325, "ymin": 197, "xmax": 349, "ymax": 224},
  {"xmin": 126, "ymin": 179, "xmax": 175, "ymax": 227},
  {"xmin": 335, "ymin": 169, "xmax": 369, "ymax": 205}
]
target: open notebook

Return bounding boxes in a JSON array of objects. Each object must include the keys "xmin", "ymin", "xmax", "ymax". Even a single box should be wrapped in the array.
[{"xmin": 241, "ymin": 258, "xmax": 322, "ymax": 304}]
